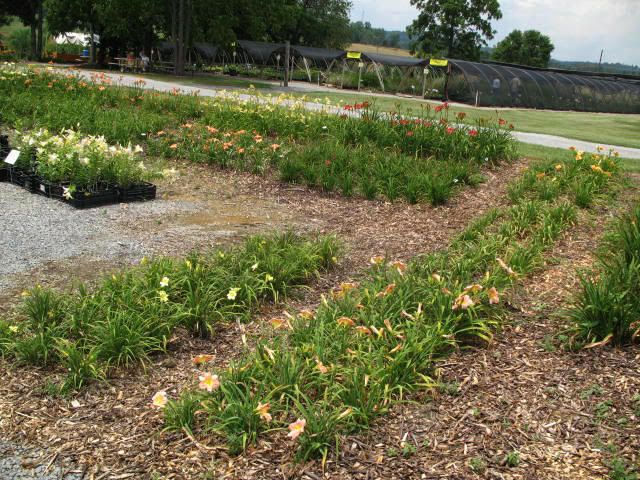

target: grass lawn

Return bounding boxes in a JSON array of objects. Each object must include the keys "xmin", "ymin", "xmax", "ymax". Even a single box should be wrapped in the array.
[
  {"xmin": 517, "ymin": 141, "xmax": 640, "ymax": 173},
  {"xmin": 290, "ymin": 91, "xmax": 640, "ymax": 149}
]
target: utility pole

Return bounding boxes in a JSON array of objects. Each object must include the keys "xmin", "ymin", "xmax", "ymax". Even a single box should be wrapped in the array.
[
  {"xmin": 284, "ymin": 41, "xmax": 290, "ymax": 87},
  {"xmin": 598, "ymin": 49, "xmax": 604, "ymax": 71}
]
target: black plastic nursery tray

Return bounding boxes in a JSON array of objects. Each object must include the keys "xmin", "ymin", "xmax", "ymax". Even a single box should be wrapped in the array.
[
  {"xmin": 8, "ymin": 167, "xmax": 36, "ymax": 192},
  {"xmin": 118, "ymin": 181, "xmax": 157, "ymax": 201},
  {"xmin": 45, "ymin": 181, "xmax": 120, "ymax": 209}
]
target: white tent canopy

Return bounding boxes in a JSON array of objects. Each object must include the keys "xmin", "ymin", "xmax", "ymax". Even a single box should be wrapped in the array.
[{"xmin": 54, "ymin": 32, "xmax": 100, "ymax": 46}]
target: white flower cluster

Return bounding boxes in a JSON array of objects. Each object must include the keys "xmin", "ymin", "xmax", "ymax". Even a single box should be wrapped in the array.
[{"xmin": 16, "ymin": 128, "xmax": 152, "ymax": 188}]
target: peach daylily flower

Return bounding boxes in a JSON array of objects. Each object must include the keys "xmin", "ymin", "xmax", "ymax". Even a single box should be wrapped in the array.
[
  {"xmin": 206, "ymin": 126, "xmax": 219, "ymax": 134},
  {"xmin": 337, "ymin": 317, "xmax": 356, "ymax": 327},
  {"xmin": 169, "ymin": 143, "xmax": 178, "ymax": 149},
  {"xmin": 255, "ymin": 402, "xmax": 272, "ymax": 423},
  {"xmin": 287, "ymin": 418, "xmax": 306, "ymax": 440},
  {"xmin": 315, "ymin": 358, "xmax": 329, "ymax": 374},
  {"xmin": 198, "ymin": 372, "xmax": 220, "ymax": 392},
  {"xmin": 555, "ymin": 164, "xmax": 563, "ymax": 171},
  {"xmin": 270, "ymin": 143, "xmax": 280, "ymax": 151},
  {"xmin": 152, "ymin": 391, "xmax": 168, "ymax": 408},
  {"xmin": 488, "ymin": 287, "xmax": 500, "ymax": 305},
  {"xmin": 452, "ymin": 294, "xmax": 474, "ymax": 310},
  {"xmin": 464, "ymin": 284, "xmax": 483, "ymax": 294},
  {"xmin": 431, "ymin": 273, "xmax": 442, "ymax": 282}
]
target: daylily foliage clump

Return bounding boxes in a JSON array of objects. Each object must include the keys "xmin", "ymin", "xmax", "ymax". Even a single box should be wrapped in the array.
[{"xmin": 0, "ymin": 232, "xmax": 340, "ymax": 393}]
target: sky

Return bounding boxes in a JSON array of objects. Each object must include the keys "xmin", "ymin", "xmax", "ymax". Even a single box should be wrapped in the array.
[{"xmin": 349, "ymin": 0, "xmax": 640, "ymax": 65}]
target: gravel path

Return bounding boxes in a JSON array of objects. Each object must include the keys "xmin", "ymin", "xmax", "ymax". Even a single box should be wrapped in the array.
[
  {"xmin": 0, "ymin": 182, "xmax": 200, "ymax": 293},
  {"xmin": 65, "ymin": 68, "xmax": 640, "ymax": 160},
  {"xmin": 0, "ymin": 441, "xmax": 82, "ymax": 480}
]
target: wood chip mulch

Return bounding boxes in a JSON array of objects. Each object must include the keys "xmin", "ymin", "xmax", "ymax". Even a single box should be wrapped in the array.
[{"xmin": 5, "ymin": 161, "xmax": 638, "ymax": 479}]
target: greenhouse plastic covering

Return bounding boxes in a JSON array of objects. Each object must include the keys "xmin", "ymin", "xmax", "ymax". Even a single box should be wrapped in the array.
[
  {"xmin": 290, "ymin": 45, "xmax": 344, "ymax": 63},
  {"xmin": 359, "ymin": 52, "xmax": 427, "ymax": 68},
  {"xmin": 236, "ymin": 40, "xmax": 284, "ymax": 64},
  {"xmin": 193, "ymin": 42, "xmax": 218, "ymax": 61},
  {"xmin": 448, "ymin": 59, "xmax": 640, "ymax": 113}
]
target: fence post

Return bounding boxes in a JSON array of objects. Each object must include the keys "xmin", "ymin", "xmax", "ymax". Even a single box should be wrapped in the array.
[{"xmin": 284, "ymin": 41, "xmax": 290, "ymax": 88}]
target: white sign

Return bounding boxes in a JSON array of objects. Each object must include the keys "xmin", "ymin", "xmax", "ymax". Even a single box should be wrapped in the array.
[{"xmin": 4, "ymin": 149, "xmax": 20, "ymax": 165}]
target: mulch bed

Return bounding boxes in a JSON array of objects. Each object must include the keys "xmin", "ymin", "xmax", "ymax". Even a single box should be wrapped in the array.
[{"xmin": 6, "ymin": 160, "xmax": 636, "ymax": 479}]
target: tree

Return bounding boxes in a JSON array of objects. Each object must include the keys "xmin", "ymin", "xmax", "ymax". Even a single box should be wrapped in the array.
[
  {"xmin": 407, "ymin": 0, "xmax": 502, "ymax": 60},
  {"xmin": 492, "ymin": 29, "xmax": 554, "ymax": 68},
  {"xmin": 1, "ymin": 0, "xmax": 44, "ymax": 59}
]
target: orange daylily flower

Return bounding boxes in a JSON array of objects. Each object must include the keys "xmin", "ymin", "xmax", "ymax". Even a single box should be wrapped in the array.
[
  {"xmin": 376, "ymin": 283, "xmax": 396, "ymax": 298},
  {"xmin": 355, "ymin": 326, "xmax": 373, "ymax": 336},
  {"xmin": 390, "ymin": 260, "xmax": 407, "ymax": 274},
  {"xmin": 337, "ymin": 316, "xmax": 355, "ymax": 327},
  {"xmin": 370, "ymin": 255, "xmax": 385, "ymax": 265},
  {"xmin": 270, "ymin": 318, "xmax": 286, "ymax": 329},
  {"xmin": 536, "ymin": 172, "xmax": 546, "ymax": 180},
  {"xmin": 193, "ymin": 354, "xmax": 215, "ymax": 365},
  {"xmin": 298, "ymin": 309, "xmax": 315, "ymax": 320},
  {"xmin": 255, "ymin": 402, "xmax": 272, "ymax": 423},
  {"xmin": 488, "ymin": 287, "xmax": 500, "ymax": 305}
]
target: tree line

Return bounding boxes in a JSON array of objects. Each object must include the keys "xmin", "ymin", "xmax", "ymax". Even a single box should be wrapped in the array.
[
  {"xmin": 7, "ymin": 0, "xmax": 621, "ymax": 73},
  {"xmin": 0, "ymin": 0, "xmax": 352, "ymax": 73}
]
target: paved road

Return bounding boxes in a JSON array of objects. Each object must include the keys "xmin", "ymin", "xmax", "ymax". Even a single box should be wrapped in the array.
[{"xmin": 65, "ymin": 69, "xmax": 640, "ymax": 160}]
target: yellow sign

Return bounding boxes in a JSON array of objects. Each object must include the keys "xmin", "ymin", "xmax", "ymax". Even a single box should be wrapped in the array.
[
  {"xmin": 429, "ymin": 58, "xmax": 448, "ymax": 67},
  {"xmin": 347, "ymin": 51, "xmax": 362, "ymax": 59}
]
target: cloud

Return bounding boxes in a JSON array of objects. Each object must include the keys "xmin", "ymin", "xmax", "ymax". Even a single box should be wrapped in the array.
[{"xmin": 349, "ymin": 0, "xmax": 640, "ymax": 65}]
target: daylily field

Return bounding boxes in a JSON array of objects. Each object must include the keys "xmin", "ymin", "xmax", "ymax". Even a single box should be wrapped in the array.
[{"xmin": 0, "ymin": 63, "xmax": 638, "ymax": 479}]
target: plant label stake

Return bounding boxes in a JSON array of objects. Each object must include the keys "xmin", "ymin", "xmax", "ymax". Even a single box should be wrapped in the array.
[{"xmin": 4, "ymin": 149, "xmax": 20, "ymax": 165}]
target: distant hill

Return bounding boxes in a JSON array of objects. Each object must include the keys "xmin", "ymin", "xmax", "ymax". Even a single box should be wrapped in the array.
[
  {"xmin": 548, "ymin": 59, "xmax": 640, "ymax": 76},
  {"xmin": 348, "ymin": 43, "xmax": 414, "ymax": 57},
  {"xmin": 349, "ymin": 22, "xmax": 412, "ymax": 51}
]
